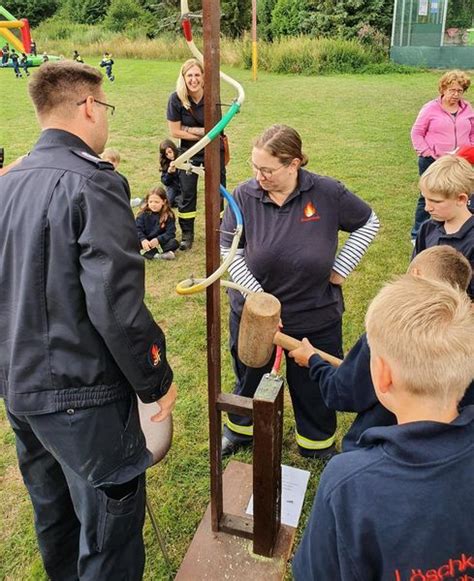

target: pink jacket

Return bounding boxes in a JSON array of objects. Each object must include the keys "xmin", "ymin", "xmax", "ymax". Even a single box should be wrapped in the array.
[{"xmin": 410, "ymin": 97, "xmax": 474, "ymax": 158}]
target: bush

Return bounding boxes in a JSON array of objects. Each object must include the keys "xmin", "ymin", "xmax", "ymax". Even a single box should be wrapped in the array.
[
  {"xmin": 103, "ymin": 0, "xmax": 151, "ymax": 34},
  {"xmin": 242, "ymin": 36, "xmax": 386, "ymax": 75}
]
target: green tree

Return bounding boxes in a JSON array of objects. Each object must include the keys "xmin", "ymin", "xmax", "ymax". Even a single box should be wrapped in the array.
[
  {"xmin": 446, "ymin": 0, "xmax": 473, "ymax": 29},
  {"xmin": 270, "ymin": 0, "xmax": 312, "ymax": 37},
  {"xmin": 104, "ymin": 0, "xmax": 150, "ymax": 33},
  {"xmin": 221, "ymin": 0, "xmax": 252, "ymax": 38},
  {"xmin": 257, "ymin": 0, "xmax": 278, "ymax": 40},
  {"xmin": 2, "ymin": 0, "xmax": 59, "ymax": 27},
  {"xmin": 63, "ymin": 0, "xmax": 110, "ymax": 24}
]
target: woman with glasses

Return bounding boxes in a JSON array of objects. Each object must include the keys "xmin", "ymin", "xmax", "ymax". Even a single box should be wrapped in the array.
[
  {"xmin": 166, "ymin": 58, "xmax": 226, "ymax": 251},
  {"xmin": 220, "ymin": 124, "xmax": 379, "ymax": 459},
  {"xmin": 410, "ymin": 70, "xmax": 474, "ymax": 241}
]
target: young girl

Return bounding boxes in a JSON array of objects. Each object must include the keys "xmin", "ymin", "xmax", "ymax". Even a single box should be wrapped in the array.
[
  {"xmin": 159, "ymin": 140, "xmax": 181, "ymax": 208},
  {"xmin": 136, "ymin": 187, "xmax": 179, "ymax": 260}
]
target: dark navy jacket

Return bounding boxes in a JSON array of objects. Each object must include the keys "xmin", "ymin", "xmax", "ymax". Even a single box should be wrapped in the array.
[
  {"xmin": 0, "ymin": 129, "xmax": 173, "ymax": 414},
  {"xmin": 161, "ymin": 168, "xmax": 180, "ymax": 192},
  {"xmin": 293, "ymin": 406, "xmax": 474, "ymax": 581},
  {"xmin": 310, "ymin": 333, "xmax": 474, "ymax": 451},
  {"xmin": 135, "ymin": 211, "xmax": 176, "ymax": 246},
  {"xmin": 414, "ymin": 215, "xmax": 474, "ymax": 299}
]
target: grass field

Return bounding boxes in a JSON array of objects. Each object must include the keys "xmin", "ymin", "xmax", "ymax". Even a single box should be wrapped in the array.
[{"xmin": 0, "ymin": 59, "xmax": 443, "ymax": 580}]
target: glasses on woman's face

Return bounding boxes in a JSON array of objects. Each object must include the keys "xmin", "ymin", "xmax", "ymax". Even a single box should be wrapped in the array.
[
  {"xmin": 248, "ymin": 159, "xmax": 288, "ymax": 179},
  {"xmin": 446, "ymin": 87, "xmax": 464, "ymax": 95}
]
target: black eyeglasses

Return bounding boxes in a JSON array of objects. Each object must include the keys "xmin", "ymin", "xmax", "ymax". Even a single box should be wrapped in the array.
[{"xmin": 76, "ymin": 98, "xmax": 115, "ymax": 116}]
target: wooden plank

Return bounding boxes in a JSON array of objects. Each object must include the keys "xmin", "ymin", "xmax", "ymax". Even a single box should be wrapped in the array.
[{"xmin": 253, "ymin": 374, "xmax": 284, "ymax": 556}]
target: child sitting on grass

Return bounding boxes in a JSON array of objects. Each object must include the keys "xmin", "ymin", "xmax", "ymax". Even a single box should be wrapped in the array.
[
  {"xmin": 289, "ymin": 246, "xmax": 473, "ymax": 452},
  {"xmin": 136, "ymin": 186, "xmax": 179, "ymax": 261},
  {"xmin": 292, "ymin": 275, "xmax": 474, "ymax": 579},
  {"xmin": 159, "ymin": 139, "xmax": 181, "ymax": 208},
  {"xmin": 414, "ymin": 154, "xmax": 474, "ymax": 298}
]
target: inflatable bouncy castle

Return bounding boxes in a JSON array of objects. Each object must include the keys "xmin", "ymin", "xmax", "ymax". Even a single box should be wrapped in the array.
[{"xmin": 0, "ymin": 5, "xmax": 58, "ymax": 67}]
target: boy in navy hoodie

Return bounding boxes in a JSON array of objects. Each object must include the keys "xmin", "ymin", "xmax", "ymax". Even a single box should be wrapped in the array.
[
  {"xmin": 289, "ymin": 245, "xmax": 473, "ymax": 451},
  {"xmin": 292, "ymin": 275, "xmax": 474, "ymax": 580}
]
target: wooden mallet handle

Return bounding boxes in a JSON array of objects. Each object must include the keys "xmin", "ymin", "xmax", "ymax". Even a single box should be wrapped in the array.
[{"xmin": 273, "ymin": 331, "xmax": 343, "ymax": 368}]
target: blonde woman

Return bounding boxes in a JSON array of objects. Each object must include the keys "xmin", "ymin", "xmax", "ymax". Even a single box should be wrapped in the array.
[{"xmin": 166, "ymin": 58, "xmax": 226, "ymax": 250}]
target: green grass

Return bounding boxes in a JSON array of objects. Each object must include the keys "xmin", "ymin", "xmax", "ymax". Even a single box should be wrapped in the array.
[{"xmin": 0, "ymin": 59, "xmax": 443, "ymax": 580}]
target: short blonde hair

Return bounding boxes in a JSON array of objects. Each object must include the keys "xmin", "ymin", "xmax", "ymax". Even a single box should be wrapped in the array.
[
  {"xmin": 438, "ymin": 70, "xmax": 470, "ymax": 95},
  {"xmin": 176, "ymin": 58, "xmax": 204, "ymax": 110},
  {"xmin": 409, "ymin": 246, "xmax": 472, "ymax": 291},
  {"xmin": 366, "ymin": 276, "xmax": 474, "ymax": 405},
  {"xmin": 102, "ymin": 148, "xmax": 120, "ymax": 166},
  {"xmin": 419, "ymin": 154, "xmax": 474, "ymax": 199}
]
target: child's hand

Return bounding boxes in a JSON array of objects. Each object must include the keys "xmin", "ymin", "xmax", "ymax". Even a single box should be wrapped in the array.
[
  {"xmin": 141, "ymin": 240, "xmax": 151, "ymax": 251},
  {"xmin": 149, "ymin": 238, "xmax": 159, "ymax": 249},
  {"xmin": 289, "ymin": 338, "xmax": 317, "ymax": 368},
  {"xmin": 168, "ymin": 165, "xmax": 176, "ymax": 173}
]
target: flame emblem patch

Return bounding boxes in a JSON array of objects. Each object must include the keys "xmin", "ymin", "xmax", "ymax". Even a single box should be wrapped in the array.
[
  {"xmin": 148, "ymin": 343, "xmax": 161, "ymax": 367},
  {"xmin": 301, "ymin": 201, "xmax": 320, "ymax": 222}
]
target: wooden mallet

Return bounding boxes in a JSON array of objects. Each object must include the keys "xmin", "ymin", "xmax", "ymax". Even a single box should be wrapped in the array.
[{"xmin": 238, "ymin": 292, "xmax": 342, "ymax": 368}]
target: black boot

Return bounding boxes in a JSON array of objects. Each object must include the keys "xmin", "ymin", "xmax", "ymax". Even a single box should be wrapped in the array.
[{"xmin": 179, "ymin": 218, "xmax": 195, "ymax": 251}]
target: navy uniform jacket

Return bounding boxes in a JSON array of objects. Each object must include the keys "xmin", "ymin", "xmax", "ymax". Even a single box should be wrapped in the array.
[
  {"xmin": 0, "ymin": 129, "xmax": 173, "ymax": 415},
  {"xmin": 135, "ymin": 211, "xmax": 177, "ymax": 246},
  {"xmin": 414, "ymin": 215, "xmax": 474, "ymax": 299},
  {"xmin": 293, "ymin": 406, "xmax": 474, "ymax": 581},
  {"xmin": 310, "ymin": 332, "xmax": 474, "ymax": 450}
]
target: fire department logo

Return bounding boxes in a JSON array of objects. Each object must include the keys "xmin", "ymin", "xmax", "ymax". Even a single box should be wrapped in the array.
[
  {"xmin": 148, "ymin": 343, "xmax": 161, "ymax": 367},
  {"xmin": 300, "ymin": 201, "xmax": 320, "ymax": 222}
]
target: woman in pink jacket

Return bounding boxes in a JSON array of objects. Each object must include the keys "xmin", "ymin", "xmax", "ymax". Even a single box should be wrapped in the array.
[{"xmin": 410, "ymin": 70, "xmax": 474, "ymax": 240}]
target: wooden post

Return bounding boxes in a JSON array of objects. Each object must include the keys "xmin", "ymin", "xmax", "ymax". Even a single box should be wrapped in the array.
[
  {"xmin": 252, "ymin": 374, "xmax": 283, "ymax": 556},
  {"xmin": 203, "ymin": 0, "xmax": 223, "ymax": 533}
]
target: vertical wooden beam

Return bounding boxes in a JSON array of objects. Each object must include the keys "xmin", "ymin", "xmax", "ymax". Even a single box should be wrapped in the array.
[
  {"xmin": 252, "ymin": 374, "xmax": 284, "ymax": 556},
  {"xmin": 203, "ymin": 0, "xmax": 223, "ymax": 533}
]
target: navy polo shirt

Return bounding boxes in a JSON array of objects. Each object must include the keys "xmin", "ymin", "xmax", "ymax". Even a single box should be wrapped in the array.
[
  {"xmin": 221, "ymin": 169, "xmax": 372, "ymax": 334},
  {"xmin": 166, "ymin": 91, "xmax": 204, "ymax": 151},
  {"xmin": 413, "ymin": 215, "xmax": 474, "ymax": 299}
]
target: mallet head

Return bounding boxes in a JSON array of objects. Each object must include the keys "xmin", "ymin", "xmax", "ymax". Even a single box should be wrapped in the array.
[{"xmin": 238, "ymin": 292, "xmax": 281, "ymax": 367}]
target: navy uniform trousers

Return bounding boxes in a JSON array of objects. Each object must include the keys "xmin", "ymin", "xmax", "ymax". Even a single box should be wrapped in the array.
[
  {"xmin": 224, "ymin": 309, "xmax": 343, "ymax": 451},
  {"xmin": 6, "ymin": 393, "xmax": 151, "ymax": 581}
]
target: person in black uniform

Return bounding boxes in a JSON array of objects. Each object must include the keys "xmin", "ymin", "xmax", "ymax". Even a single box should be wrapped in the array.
[
  {"xmin": 10, "ymin": 49, "xmax": 22, "ymax": 78},
  {"xmin": 20, "ymin": 52, "xmax": 30, "ymax": 76},
  {"xmin": 30, "ymin": 39, "xmax": 37, "ymax": 56},
  {"xmin": 0, "ymin": 61, "xmax": 177, "ymax": 581},
  {"xmin": 100, "ymin": 51, "xmax": 115, "ymax": 81},
  {"xmin": 220, "ymin": 125, "xmax": 379, "ymax": 459},
  {"xmin": 166, "ymin": 58, "xmax": 226, "ymax": 250}
]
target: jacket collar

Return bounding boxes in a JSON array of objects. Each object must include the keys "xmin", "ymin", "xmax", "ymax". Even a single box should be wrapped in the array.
[
  {"xmin": 359, "ymin": 405, "xmax": 474, "ymax": 464},
  {"xmin": 432, "ymin": 214, "xmax": 474, "ymax": 238},
  {"xmin": 36, "ymin": 128, "xmax": 96, "ymax": 156}
]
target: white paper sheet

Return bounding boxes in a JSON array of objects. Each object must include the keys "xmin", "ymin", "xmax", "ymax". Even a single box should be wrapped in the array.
[{"xmin": 246, "ymin": 464, "xmax": 311, "ymax": 528}]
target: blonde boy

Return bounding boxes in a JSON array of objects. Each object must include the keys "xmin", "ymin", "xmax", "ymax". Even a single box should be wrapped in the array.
[
  {"xmin": 414, "ymin": 154, "xmax": 474, "ymax": 297},
  {"xmin": 293, "ymin": 276, "xmax": 474, "ymax": 580}
]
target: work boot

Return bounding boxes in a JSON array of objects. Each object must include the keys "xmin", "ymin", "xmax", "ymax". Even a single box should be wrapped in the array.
[
  {"xmin": 179, "ymin": 218, "xmax": 195, "ymax": 251},
  {"xmin": 298, "ymin": 443, "xmax": 339, "ymax": 461},
  {"xmin": 221, "ymin": 435, "xmax": 252, "ymax": 458}
]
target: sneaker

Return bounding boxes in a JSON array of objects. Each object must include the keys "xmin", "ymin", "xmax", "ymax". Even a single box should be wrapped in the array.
[
  {"xmin": 130, "ymin": 197, "xmax": 142, "ymax": 208},
  {"xmin": 154, "ymin": 251, "xmax": 176, "ymax": 260}
]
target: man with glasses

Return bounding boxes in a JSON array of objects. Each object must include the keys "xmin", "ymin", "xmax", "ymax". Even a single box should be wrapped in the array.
[{"xmin": 0, "ymin": 61, "xmax": 176, "ymax": 580}]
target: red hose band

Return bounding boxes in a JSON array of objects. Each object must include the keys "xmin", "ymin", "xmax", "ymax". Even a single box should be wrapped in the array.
[{"xmin": 182, "ymin": 19, "xmax": 193, "ymax": 42}]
